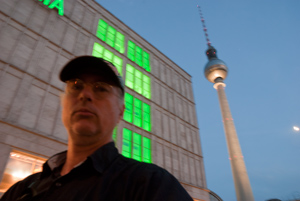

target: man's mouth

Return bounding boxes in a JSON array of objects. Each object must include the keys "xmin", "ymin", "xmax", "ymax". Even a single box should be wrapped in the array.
[{"xmin": 74, "ymin": 109, "xmax": 95, "ymax": 117}]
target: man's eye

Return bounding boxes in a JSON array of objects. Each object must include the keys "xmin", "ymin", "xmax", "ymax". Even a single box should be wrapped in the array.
[
  {"xmin": 94, "ymin": 84, "xmax": 110, "ymax": 92},
  {"xmin": 72, "ymin": 83, "xmax": 84, "ymax": 90}
]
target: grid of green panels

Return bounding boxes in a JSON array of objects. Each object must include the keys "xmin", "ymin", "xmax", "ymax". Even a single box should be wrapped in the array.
[
  {"xmin": 106, "ymin": 26, "xmax": 116, "ymax": 47},
  {"xmin": 122, "ymin": 128, "xmax": 152, "ymax": 163},
  {"xmin": 97, "ymin": 20, "xmax": 108, "ymax": 41},
  {"xmin": 103, "ymin": 49, "xmax": 113, "ymax": 61},
  {"xmin": 127, "ymin": 40, "xmax": 151, "ymax": 72},
  {"xmin": 125, "ymin": 64, "xmax": 134, "ymax": 89},
  {"xmin": 142, "ymin": 103, "xmax": 151, "ymax": 132},
  {"xmin": 123, "ymin": 93, "xmax": 151, "ymax": 132},
  {"xmin": 127, "ymin": 41, "xmax": 135, "ymax": 61},
  {"xmin": 96, "ymin": 19, "xmax": 125, "ymax": 54},
  {"xmin": 125, "ymin": 64, "xmax": 151, "ymax": 99},
  {"xmin": 142, "ymin": 137, "xmax": 152, "ymax": 163},
  {"xmin": 133, "ymin": 98, "xmax": 142, "ymax": 127},
  {"xmin": 134, "ymin": 70, "xmax": 142, "ymax": 94},
  {"xmin": 124, "ymin": 93, "xmax": 133, "ymax": 123},
  {"xmin": 92, "ymin": 43, "xmax": 123, "ymax": 76},
  {"xmin": 115, "ymin": 32, "xmax": 125, "ymax": 53},
  {"xmin": 133, "ymin": 133, "xmax": 142, "ymax": 161},
  {"xmin": 142, "ymin": 75, "xmax": 151, "ymax": 99},
  {"xmin": 122, "ymin": 128, "xmax": 132, "ymax": 158},
  {"xmin": 143, "ymin": 52, "xmax": 151, "ymax": 72},
  {"xmin": 135, "ymin": 46, "xmax": 143, "ymax": 67}
]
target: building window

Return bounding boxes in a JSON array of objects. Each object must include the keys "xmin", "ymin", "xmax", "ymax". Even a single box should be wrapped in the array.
[
  {"xmin": 123, "ymin": 93, "xmax": 151, "ymax": 132},
  {"xmin": 127, "ymin": 40, "xmax": 151, "ymax": 72},
  {"xmin": 127, "ymin": 41, "xmax": 135, "ymax": 62},
  {"xmin": 122, "ymin": 128, "xmax": 152, "ymax": 163},
  {"xmin": 112, "ymin": 127, "xmax": 117, "ymax": 143},
  {"xmin": 96, "ymin": 19, "xmax": 125, "ymax": 54},
  {"xmin": 125, "ymin": 64, "xmax": 151, "ymax": 99},
  {"xmin": 0, "ymin": 152, "xmax": 46, "ymax": 194},
  {"xmin": 142, "ymin": 75, "xmax": 151, "ymax": 99},
  {"xmin": 142, "ymin": 102, "xmax": 151, "ymax": 131},
  {"xmin": 124, "ymin": 93, "xmax": 133, "ymax": 123},
  {"xmin": 142, "ymin": 136, "xmax": 152, "ymax": 163},
  {"xmin": 133, "ymin": 98, "xmax": 142, "ymax": 127},
  {"xmin": 134, "ymin": 69, "xmax": 143, "ymax": 94},
  {"xmin": 92, "ymin": 43, "xmax": 123, "ymax": 76}
]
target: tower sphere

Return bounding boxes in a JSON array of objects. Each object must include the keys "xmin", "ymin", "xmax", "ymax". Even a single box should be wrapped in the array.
[
  {"xmin": 204, "ymin": 46, "xmax": 228, "ymax": 83},
  {"xmin": 204, "ymin": 58, "xmax": 228, "ymax": 83}
]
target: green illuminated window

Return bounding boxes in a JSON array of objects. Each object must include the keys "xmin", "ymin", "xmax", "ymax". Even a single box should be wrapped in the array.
[
  {"xmin": 127, "ymin": 40, "xmax": 151, "ymax": 72},
  {"xmin": 135, "ymin": 46, "xmax": 143, "ymax": 66},
  {"xmin": 127, "ymin": 41, "xmax": 135, "ymax": 61},
  {"xmin": 123, "ymin": 93, "xmax": 151, "ymax": 132},
  {"xmin": 113, "ymin": 56, "xmax": 123, "ymax": 76},
  {"xmin": 125, "ymin": 65, "xmax": 151, "ymax": 99},
  {"xmin": 113, "ymin": 127, "xmax": 117, "ymax": 143},
  {"xmin": 122, "ymin": 128, "xmax": 152, "ymax": 163},
  {"xmin": 133, "ymin": 98, "xmax": 142, "ymax": 127},
  {"xmin": 142, "ymin": 75, "xmax": 151, "ymax": 99},
  {"xmin": 122, "ymin": 128, "xmax": 132, "ymax": 158},
  {"xmin": 133, "ymin": 133, "xmax": 142, "ymax": 161},
  {"xmin": 96, "ymin": 19, "xmax": 125, "ymax": 53},
  {"xmin": 142, "ymin": 137, "xmax": 152, "ymax": 163},
  {"xmin": 97, "ymin": 20, "xmax": 108, "ymax": 41},
  {"xmin": 92, "ymin": 43, "xmax": 105, "ymax": 58},
  {"xmin": 125, "ymin": 64, "xmax": 134, "ymax": 89},
  {"xmin": 142, "ymin": 103, "xmax": 151, "ymax": 132},
  {"xmin": 143, "ymin": 52, "xmax": 151, "ymax": 72},
  {"xmin": 124, "ymin": 93, "xmax": 133, "ymax": 123},
  {"xmin": 115, "ymin": 32, "xmax": 125, "ymax": 54},
  {"xmin": 103, "ymin": 49, "xmax": 113, "ymax": 62},
  {"xmin": 92, "ymin": 43, "xmax": 123, "ymax": 75},
  {"xmin": 106, "ymin": 26, "xmax": 116, "ymax": 47},
  {"xmin": 134, "ymin": 70, "xmax": 142, "ymax": 94}
]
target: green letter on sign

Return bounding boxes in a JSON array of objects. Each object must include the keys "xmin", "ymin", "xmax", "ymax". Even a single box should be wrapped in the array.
[
  {"xmin": 40, "ymin": 0, "xmax": 51, "ymax": 5},
  {"xmin": 48, "ymin": 0, "xmax": 64, "ymax": 16}
]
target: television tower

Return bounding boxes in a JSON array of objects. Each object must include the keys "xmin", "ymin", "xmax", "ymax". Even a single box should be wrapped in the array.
[{"xmin": 197, "ymin": 5, "xmax": 255, "ymax": 201}]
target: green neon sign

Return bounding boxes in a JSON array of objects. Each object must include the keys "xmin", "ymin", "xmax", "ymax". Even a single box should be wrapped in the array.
[{"xmin": 38, "ymin": 0, "xmax": 64, "ymax": 16}]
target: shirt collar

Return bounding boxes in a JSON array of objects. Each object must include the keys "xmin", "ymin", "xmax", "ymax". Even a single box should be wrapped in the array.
[
  {"xmin": 42, "ymin": 142, "xmax": 119, "ymax": 176},
  {"xmin": 47, "ymin": 151, "xmax": 67, "ymax": 170},
  {"xmin": 40, "ymin": 151, "xmax": 67, "ymax": 178}
]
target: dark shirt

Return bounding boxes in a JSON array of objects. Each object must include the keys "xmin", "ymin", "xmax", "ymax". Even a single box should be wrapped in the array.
[{"xmin": 1, "ymin": 142, "xmax": 193, "ymax": 201}]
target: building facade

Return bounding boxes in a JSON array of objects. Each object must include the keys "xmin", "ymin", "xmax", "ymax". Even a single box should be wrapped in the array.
[{"xmin": 0, "ymin": 0, "xmax": 210, "ymax": 200}]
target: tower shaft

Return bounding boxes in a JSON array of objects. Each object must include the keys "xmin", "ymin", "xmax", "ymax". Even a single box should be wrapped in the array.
[{"xmin": 214, "ymin": 82, "xmax": 255, "ymax": 201}]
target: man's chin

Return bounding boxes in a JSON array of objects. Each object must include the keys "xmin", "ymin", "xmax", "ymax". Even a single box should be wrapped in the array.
[{"xmin": 72, "ymin": 123, "xmax": 99, "ymax": 137}]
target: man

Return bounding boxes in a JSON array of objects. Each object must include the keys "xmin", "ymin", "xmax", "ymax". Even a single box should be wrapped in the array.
[{"xmin": 1, "ymin": 56, "xmax": 193, "ymax": 201}]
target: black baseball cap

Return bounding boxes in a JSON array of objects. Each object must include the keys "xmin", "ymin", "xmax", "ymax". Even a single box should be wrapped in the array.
[{"xmin": 59, "ymin": 56, "xmax": 124, "ymax": 96}]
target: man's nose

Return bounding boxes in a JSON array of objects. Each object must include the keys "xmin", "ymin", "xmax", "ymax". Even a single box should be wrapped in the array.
[{"xmin": 78, "ymin": 85, "xmax": 94, "ymax": 101}]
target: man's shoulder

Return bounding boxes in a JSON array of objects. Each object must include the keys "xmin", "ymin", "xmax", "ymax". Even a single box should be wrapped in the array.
[
  {"xmin": 110, "ymin": 154, "xmax": 193, "ymax": 201},
  {"xmin": 12, "ymin": 172, "xmax": 41, "ymax": 188},
  {"xmin": 114, "ymin": 154, "xmax": 174, "ymax": 179},
  {"xmin": 1, "ymin": 172, "xmax": 41, "ymax": 200}
]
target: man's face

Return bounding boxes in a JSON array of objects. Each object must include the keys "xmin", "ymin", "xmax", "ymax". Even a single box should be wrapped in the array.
[{"xmin": 61, "ymin": 73, "xmax": 124, "ymax": 147}]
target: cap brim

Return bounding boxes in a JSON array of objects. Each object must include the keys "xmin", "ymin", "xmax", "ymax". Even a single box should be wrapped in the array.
[{"xmin": 59, "ymin": 56, "xmax": 123, "ymax": 94}]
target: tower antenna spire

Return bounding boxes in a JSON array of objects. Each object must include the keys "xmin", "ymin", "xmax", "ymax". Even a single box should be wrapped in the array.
[{"xmin": 197, "ymin": 5, "xmax": 211, "ymax": 47}]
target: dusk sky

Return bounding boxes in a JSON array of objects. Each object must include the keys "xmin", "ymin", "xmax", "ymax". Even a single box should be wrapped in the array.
[{"xmin": 96, "ymin": 0, "xmax": 300, "ymax": 200}]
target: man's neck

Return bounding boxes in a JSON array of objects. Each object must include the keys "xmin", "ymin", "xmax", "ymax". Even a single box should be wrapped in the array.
[{"xmin": 60, "ymin": 141, "xmax": 109, "ymax": 176}]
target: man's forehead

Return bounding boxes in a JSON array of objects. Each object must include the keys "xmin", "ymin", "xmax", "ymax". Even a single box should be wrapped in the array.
[{"xmin": 71, "ymin": 73, "xmax": 116, "ymax": 85}]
